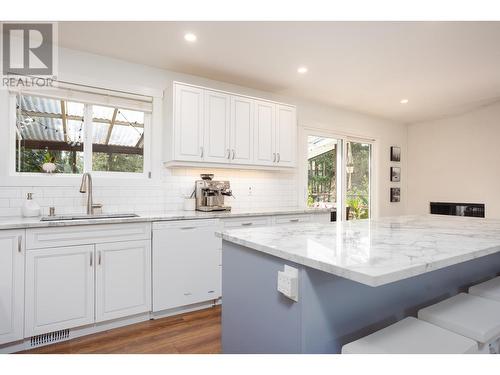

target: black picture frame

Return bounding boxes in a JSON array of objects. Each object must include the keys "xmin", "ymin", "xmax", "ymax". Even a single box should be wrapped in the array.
[
  {"xmin": 390, "ymin": 167, "xmax": 401, "ymax": 182},
  {"xmin": 390, "ymin": 146, "xmax": 401, "ymax": 162},
  {"xmin": 390, "ymin": 187, "xmax": 401, "ymax": 203}
]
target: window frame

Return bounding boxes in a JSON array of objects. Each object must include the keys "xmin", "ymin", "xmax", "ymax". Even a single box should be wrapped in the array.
[{"xmin": 9, "ymin": 92, "xmax": 152, "ymax": 180}]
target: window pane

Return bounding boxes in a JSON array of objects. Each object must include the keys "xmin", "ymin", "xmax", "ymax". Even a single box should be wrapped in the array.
[
  {"xmin": 16, "ymin": 95, "xmax": 84, "ymax": 174},
  {"xmin": 91, "ymin": 106, "xmax": 144, "ymax": 173},
  {"xmin": 346, "ymin": 142, "xmax": 371, "ymax": 220},
  {"xmin": 307, "ymin": 136, "xmax": 338, "ymax": 208}
]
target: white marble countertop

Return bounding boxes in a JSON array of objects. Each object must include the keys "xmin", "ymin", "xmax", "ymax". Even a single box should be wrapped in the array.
[
  {"xmin": 0, "ymin": 207, "xmax": 331, "ymax": 230},
  {"xmin": 218, "ymin": 215, "xmax": 500, "ymax": 287}
]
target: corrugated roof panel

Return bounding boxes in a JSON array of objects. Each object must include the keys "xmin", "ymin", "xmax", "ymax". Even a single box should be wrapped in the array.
[
  {"xmin": 92, "ymin": 122, "xmax": 109, "ymax": 144},
  {"xmin": 20, "ymin": 116, "xmax": 64, "ymax": 142},
  {"xmin": 18, "ymin": 95, "xmax": 61, "ymax": 114},
  {"xmin": 109, "ymin": 124, "xmax": 143, "ymax": 147}
]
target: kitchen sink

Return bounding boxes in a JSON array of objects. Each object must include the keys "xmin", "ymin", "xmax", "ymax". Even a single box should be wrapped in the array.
[{"xmin": 40, "ymin": 213, "xmax": 140, "ymax": 221}]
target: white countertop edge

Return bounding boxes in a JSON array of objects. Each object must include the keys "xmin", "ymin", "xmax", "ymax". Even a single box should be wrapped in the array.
[
  {"xmin": 0, "ymin": 207, "xmax": 332, "ymax": 230},
  {"xmin": 219, "ymin": 232, "xmax": 500, "ymax": 287}
]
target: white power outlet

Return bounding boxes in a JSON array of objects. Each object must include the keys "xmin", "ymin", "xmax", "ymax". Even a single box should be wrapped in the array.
[{"xmin": 277, "ymin": 265, "xmax": 299, "ymax": 302}]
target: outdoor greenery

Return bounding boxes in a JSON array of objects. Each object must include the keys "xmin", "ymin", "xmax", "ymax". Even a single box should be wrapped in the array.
[
  {"xmin": 16, "ymin": 147, "xmax": 84, "ymax": 174},
  {"xmin": 307, "ymin": 148, "xmax": 336, "ymax": 207},
  {"xmin": 93, "ymin": 152, "xmax": 143, "ymax": 173}
]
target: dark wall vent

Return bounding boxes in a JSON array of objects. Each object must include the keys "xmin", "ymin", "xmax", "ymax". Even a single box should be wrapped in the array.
[{"xmin": 430, "ymin": 202, "xmax": 485, "ymax": 218}]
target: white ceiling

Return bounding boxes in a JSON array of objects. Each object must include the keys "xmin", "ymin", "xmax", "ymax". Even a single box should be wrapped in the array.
[{"xmin": 58, "ymin": 21, "xmax": 500, "ymax": 123}]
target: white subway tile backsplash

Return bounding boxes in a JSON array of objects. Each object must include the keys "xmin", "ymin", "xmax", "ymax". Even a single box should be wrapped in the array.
[{"xmin": 0, "ymin": 168, "xmax": 298, "ymax": 217}]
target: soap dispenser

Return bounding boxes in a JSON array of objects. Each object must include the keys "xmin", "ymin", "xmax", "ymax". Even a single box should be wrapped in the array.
[{"xmin": 22, "ymin": 193, "xmax": 41, "ymax": 217}]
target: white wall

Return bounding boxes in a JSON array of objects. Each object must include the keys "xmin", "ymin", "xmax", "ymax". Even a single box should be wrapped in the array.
[
  {"xmin": 0, "ymin": 46, "xmax": 407, "ymax": 217},
  {"xmin": 407, "ymin": 101, "xmax": 500, "ymax": 219}
]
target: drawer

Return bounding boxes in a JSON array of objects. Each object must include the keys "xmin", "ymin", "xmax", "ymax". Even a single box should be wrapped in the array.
[
  {"xmin": 273, "ymin": 214, "xmax": 312, "ymax": 225},
  {"xmin": 153, "ymin": 219, "xmax": 220, "ymax": 230},
  {"xmin": 222, "ymin": 216, "xmax": 271, "ymax": 229},
  {"xmin": 26, "ymin": 222, "xmax": 151, "ymax": 250}
]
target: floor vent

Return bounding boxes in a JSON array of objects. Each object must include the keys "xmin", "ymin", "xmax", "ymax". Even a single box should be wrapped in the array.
[{"xmin": 30, "ymin": 329, "xmax": 70, "ymax": 347}]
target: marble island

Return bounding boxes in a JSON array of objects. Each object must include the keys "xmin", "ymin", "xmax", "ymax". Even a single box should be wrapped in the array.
[
  {"xmin": 220, "ymin": 215, "xmax": 500, "ymax": 353},
  {"xmin": 219, "ymin": 215, "xmax": 500, "ymax": 287}
]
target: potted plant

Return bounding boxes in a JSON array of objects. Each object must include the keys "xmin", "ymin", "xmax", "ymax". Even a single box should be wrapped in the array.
[{"xmin": 41, "ymin": 151, "xmax": 56, "ymax": 173}]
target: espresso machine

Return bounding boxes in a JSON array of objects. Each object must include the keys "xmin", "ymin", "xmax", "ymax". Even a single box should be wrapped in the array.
[{"xmin": 195, "ymin": 174, "xmax": 233, "ymax": 212}]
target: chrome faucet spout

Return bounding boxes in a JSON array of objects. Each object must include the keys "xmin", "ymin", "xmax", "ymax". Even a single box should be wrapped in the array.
[{"xmin": 79, "ymin": 173, "xmax": 93, "ymax": 214}]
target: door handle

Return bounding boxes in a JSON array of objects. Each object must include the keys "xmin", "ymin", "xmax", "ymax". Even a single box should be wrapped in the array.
[
  {"xmin": 17, "ymin": 236, "xmax": 22, "ymax": 253},
  {"xmin": 273, "ymin": 153, "xmax": 276, "ymax": 162},
  {"xmin": 232, "ymin": 149, "xmax": 235, "ymax": 160},
  {"xmin": 98, "ymin": 251, "xmax": 102, "ymax": 265},
  {"xmin": 200, "ymin": 146, "xmax": 204, "ymax": 158},
  {"xmin": 90, "ymin": 252, "xmax": 93, "ymax": 267},
  {"xmin": 277, "ymin": 153, "xmax": 281, "ymax": 162},
  {"xmin": 227, "ymin": 148, "xmax": 231, "ymax": 159}
]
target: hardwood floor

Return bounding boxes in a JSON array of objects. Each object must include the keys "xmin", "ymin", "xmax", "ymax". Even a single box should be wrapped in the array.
[{"xmin": 20, "ymin": 306, "xmax": 221, "ymax": 354}]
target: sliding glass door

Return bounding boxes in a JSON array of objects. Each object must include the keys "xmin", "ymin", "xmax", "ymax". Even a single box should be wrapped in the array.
[
  {"xmin": 345, "ymin": 141, "xmax": 371, "ymax": 220},
  {"xmin": 304, "ymin": 131, "xmax": 372, "ymax": 221}
]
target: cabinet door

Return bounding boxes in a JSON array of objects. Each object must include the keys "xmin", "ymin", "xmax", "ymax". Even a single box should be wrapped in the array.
[
  {"xmin": 0, "ymin": 230, "xmax": 24, "ymax": 345},
  {"xmin": 230, "ymin": 96, "xmax": 254, "ymax": 165},
  {"xmin": 204, "ymin": 90, "xmax": 231, "ymax": 163},
  {"xmin": 275, "ymin": 105, "xmax": 296, "ymax": 167},
  {"xmin": 174, "ymin": 83, "xmax": 204, "ymax": 161},
  {"xmin": 95, "ymin": 240, "xmax": 151, "ymax": 322},
  {"xmin": 253, "ymin": 100, "xmax": 276, "ymax": 165},
  {"xmin": 25, "ymin": 245, "xmax": 94, "ymax": 336},
  {"xmin": 153, "ymin": 220, "xmax": 221, "ymax": 312}
]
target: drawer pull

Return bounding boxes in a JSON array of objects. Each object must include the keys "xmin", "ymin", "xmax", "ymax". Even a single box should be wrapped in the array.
[
  {"xmin": 208, "ymin": 290, "xmax": 215, "ymax": 293},
  {"xmin": 180, "ymin": 227, "xmax": 196, "ymax": 230},
  {"xmin": 241, "ymin": 222, "xmax": 253, "ymax": 226},
  {"xmin": 184, "ymin": 292, "xmax": 192, "ymax": 296},
  {"xmin": 290, "ymin": 219, "xmax": 300, "ymax": 222}
]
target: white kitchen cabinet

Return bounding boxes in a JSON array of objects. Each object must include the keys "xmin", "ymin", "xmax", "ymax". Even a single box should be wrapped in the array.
[
  {"xmin": 275, "ymin": 105, "xmax": 296, "ymax": 167},
  {"xmin": 0, "ymin": 230, "xmax": 24, "ymax": 345},
  {"xmin": 173, "ymin": 83, "xmax": 204, "ymax": 161},
  {"xmin": 25, "ymin": 245, "xmax": 95, "ymax": 336},
  {"xmin": 95, "ymin": 240, "xmax": 151, "ymax": 322},
  {"xmin": 230, "ymin": 96, "xmax": 254, "ymax": 164},
  {"xmin": 203, "ymin": 90, "xmax": 231, "ymax": 163},
  {"xmin": 168, "ymin": 82, "xmax": 297, "ymax": 169},
  {"xmin": 152, "ymin": 220, "xmax": 221, "ymax": 312},
  {"xmin": 254, "ymin": 100, "xmax": 276, "ymax": 166}
]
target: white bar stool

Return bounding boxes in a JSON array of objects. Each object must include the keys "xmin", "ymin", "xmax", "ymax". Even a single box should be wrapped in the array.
[
  {"xmin": 469, "ymin": 276, "xmax": 500, "ymax": 302},
  {"xmin": 418, "ymin": 293, "xmax": 500, "ymax": 353},
  {"xmin": 341, "ymin": 317, "xmax": 477, "ymax": 354}
]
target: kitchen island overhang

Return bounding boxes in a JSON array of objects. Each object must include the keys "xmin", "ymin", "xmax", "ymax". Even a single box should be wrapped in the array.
[{"xmin": 217, "ymin": 215, "xmax": 500, "ymax": 353}]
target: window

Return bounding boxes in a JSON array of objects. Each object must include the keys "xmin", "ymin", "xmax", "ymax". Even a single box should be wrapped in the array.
[
  {"xmin": 305, "ymin": 131, "xmax": 373, "ymax": 220},
  {"xmin": 14, "ymin": 91, "xmax": 151, "ymax": 176}
]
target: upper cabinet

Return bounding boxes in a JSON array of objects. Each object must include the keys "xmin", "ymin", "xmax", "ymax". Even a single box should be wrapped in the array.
[
  {"xmin": 168, "ymin": 82, "xmax": 296, "ymax": 169},
  {"xmin": 173, "ymin": 84, "xmax": 204, "ymax": 161}
]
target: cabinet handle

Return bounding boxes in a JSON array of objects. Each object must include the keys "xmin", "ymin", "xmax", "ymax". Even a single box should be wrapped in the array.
[
  {"xmin": 227, "ymin": 148, "xmax": 231, "ymax": 159},
  {"xmin": 273, "ymin": 153, "xmax": 276, "ymax": 162},
  {"xmin": 232, "ymin": 149, "xmax": 235, "ymax": 160},
  {"xmin": 241, "ymin": 222, "xmax": 253, "ymax": 226},
  {"xmin": 277, "ymin": 153, "xmax": 281, "ymax": 162},
  {"xmin": 90, "ymin": 252, "xmax": 93, "ymax": 267},
  {"xmin": 180, "ymin": 226, "xmax": 196, "ymax": 230},
  {"xmin": 184, "ymin": 292, "xmax": 192, "ymax": 296},
  {"xmin": 17, "ymin": 236, "xmax": 22, "ymax": 253},
  {"xmin": 98, "ymin": 251, "xmax": 102, "ymax": 265},
  {"xmin": 290, "ymin": 219, "xmax": 300, "ymax": 223},
  {"xmin": 200, "ymin": 146, "xmax": 204, "ymax": 158}
]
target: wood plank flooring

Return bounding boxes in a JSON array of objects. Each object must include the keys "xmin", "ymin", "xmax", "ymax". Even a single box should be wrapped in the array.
[{"xmin": 20, "ymin": 306, "xmax": 221, "ymax": 354}]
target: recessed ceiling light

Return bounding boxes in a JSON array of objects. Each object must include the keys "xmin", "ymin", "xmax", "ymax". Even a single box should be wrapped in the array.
[
  {"xmin": 184, "ymin": 33, "xmax": 197, "ymax": 42},
  {"xmin": 400, "ymin": 99, "xmax": 409, "ymax": 104},
  {"xmin": 297, "ymin": 66, "xmax": 308, "ymax": 74}
]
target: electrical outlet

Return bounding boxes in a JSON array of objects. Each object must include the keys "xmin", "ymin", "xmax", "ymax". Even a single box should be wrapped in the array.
[
  {"xmin": 248, "ymin": 186, "xmax": 253, "ymax": 196},
  {"xmin": 277, "ymin": 265, "xmax": 299, "ymax": 302}
]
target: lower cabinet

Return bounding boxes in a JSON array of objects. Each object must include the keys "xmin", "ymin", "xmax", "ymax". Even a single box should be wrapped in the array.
[
  {"xmin": 0, "ymin": 230, "xmax": 24, "ymax": 345},
  {"xmin": 95, "ymin": 240, "xmax": 151, "ymax": 322},
  {"xmin": 25, "ymin": 245, "xmax": 95, "ymax": 336},
  {"xmin": 153, "ymin": 220, "xmax": 221, "ymax": 312},
  {"xmin": 25, "ymin": 240, "xmax": 151, "ymax": 336}
]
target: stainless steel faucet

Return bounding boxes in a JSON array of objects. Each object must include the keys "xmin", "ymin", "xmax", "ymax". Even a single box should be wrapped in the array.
[{"xmin": 80, "ymin": 173, "xmax": 101, "ymax": 215}]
